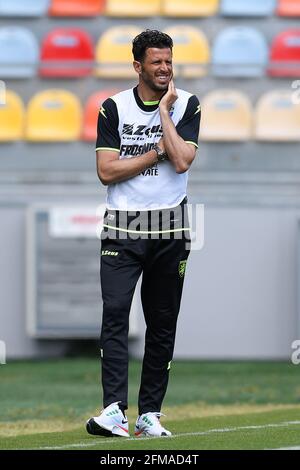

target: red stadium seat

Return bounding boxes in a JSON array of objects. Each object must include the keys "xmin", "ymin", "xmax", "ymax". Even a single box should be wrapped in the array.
[
  {"xmin": 268, "ymin": 29, "xmax": 300, "ymax": 77},
  {"xmin": 82, "ymin": 89, "xmax": 120, "ymax": 141},
  {"xmin": 277, "ymin": 0, "xmax": 300, "ymax": 16},
  {"xmin": 49, "ymin": 0, "xmax": 105, "ymax": 16},
  {"xmin": 40, "ymin": 28, "xmax": 94, "ymax": 78}
]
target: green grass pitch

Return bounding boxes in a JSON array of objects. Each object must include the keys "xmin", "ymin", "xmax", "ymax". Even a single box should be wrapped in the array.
[{"xmin": 0, "ymin": 359, "xmax": 300, "ymax": 450}]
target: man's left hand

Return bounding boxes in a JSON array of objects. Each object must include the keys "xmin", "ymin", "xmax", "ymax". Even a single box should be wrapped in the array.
[{"xmin": 159, "ymin": 79, "xmax": 178, "ymax": 112}]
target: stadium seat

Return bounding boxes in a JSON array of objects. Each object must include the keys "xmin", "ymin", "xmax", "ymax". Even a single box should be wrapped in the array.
[
  {"xmin": 0, "ymin": 27, "xmax": 38, "ymax": 78},
  {"xmin": 220, "ymin": 0, "xmax": 275, "ymax": 16},
  {"xmin": 40, "ymin": 28, "xmax": 94, "ymax": 78},
  {"xmin": 95, "ymin": 26, "xmax": 141, "ymax": 78},
  {"xmin": 254, "ymin": 90, "xmax": 300, "ymax": 141},
  {"xmin": 26, "ymin": 90, "xmax": 82, "ymax": 142},
  {"xmin": 105, "ymin": 0, "xmax": 161, "ymax": 17},
  {"xmin": 162, "ymin": 0, "xmax": 219, "ymax": 17},
  {"xmin": 0, "ymin": 0, "xmax": 50, "ymax": 16},
  {"xmin": 277, "ymin": 0, "xmax": 300, "ymax": 16},
  {"xmin": 49, "ymin": 0, "xmax": 105, "ymax": 16},
  {"xmin": 0, "ymin": 83, "xmax": 4, "ymax": 105},
  {"xmin": 82, "ymin": 89, "xmax": 120, "ymax": 141},
  {"xmin": 0, "ymin": 90, "xmax": 24, "ymax": 141},
  {"xmin": 212, "ymin": 27, "xmax": 268, "ymax": 77},
  {"xmin": 200, "ymin": 90, "xmax": 253, "ymax": 141},
  {"xmin": 268, "ymin": 30, "xmax": 300, "ymax": 77},
  {"xmin": 164, "ymin": 26, "xmax": 209, "ymax": 78}
]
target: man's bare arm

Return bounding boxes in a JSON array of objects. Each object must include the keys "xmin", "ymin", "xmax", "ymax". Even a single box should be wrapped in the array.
[
  {"xmin": 96, "ymin": 149, "xmax": 158, "ymax": 186},
  {"xmin": 159, "ymin": 80, "xmax": 196, "ymax": 174}
]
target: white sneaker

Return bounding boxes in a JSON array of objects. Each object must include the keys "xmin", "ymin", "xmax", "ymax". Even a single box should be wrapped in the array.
[
  {"xmin": 86, "ymin": 402, "xmax": 129, "ymax": 437},
  {"xmin": 134, "ymin": 412, "xmax": 171, "ymax": 437}
]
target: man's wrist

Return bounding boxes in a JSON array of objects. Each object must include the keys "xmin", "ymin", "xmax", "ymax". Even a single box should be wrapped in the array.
[
  {"xmin": 148, "ymin": 149, "xmax": 159, "ymax": 166},
  {"xmin": 159, "ymin": 106, "xmax": 169, "ymax": 116},
  {"xmin": 153, "ymin": 144, "xmax": 168, "ymax": 162}
]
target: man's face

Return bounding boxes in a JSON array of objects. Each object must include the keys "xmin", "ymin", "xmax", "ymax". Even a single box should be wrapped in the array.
[{"xmin": 137, "ymin": 47, "xmax": 173, "ymax": 92}]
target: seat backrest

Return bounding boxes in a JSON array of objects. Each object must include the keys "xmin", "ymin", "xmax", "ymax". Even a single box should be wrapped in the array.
[
  {"xmin": 26, "ymin": 89, "xmax": 82, "ymax": 141},
  {"xmin": 165, "ymin": 25, "xmax": 209, "ymax": 63},
  {"xmin": 200, "ymin": 89, "xmax": 253, "ymax": 141},
  {"xmin": 105, "ymin": 0, "xmax": 161, "ymax": 17},
  {"xmin": 164, "ymin": 25, "xmax": 209, "ymax": 77},
  {"xmin": 0, "ymin": 26, "xmax": 38, "ymax": 78},
  {"xmin": 95, "ymin": 25, "xmax": 141, "ymax": 78},
  {"xmin": 49, "ymin": 0, "xmax": 105, "ymax": 16},
  {"xmin": 277, "ymin": 0, "xmax": 300, "ymax": 16},
  {"xmin": 83, "ymin": 89, "xmax": 120, "ymax": 141},
  {"xmin": 268, "ymin": 29, "xmax": 300, "ymax": 77},
  {"xmin": 0, "ymin": 90, "xmax": 24, "ymax": 141},
  {"xmin": 221, "ymin": 0, "xmax": 275, "ymax": 16},
  {"xmin": 162, "ymin": 0, "xmax": 219, "ymax": 17},
  {"xmin": 212, "ymin": 26, "xmax": 268, "ymax": 77},
  {"xmin": 0, "ymin": 0, "xmax": 50, "ymax": 16},
  {"xmin": 254, "ymin": 90, "xmax": 300, "ymax": 141},
  {"xmin": 40, "ymin": 28, "xmax": 94, "ymax": 77}
]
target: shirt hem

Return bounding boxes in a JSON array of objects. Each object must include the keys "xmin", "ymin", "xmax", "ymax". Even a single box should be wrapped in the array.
[{"xmin": 105, "ymin": 195, "xmax": 188, "ymax": 212}]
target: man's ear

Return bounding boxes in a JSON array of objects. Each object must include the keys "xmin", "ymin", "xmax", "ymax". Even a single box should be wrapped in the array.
[{"xmin": 133, "ymin": 60, "xmax": 142, "ymax": 75}]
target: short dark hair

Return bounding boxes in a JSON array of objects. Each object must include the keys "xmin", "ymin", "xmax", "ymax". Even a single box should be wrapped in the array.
[{"xmin": 132, "ymin": 29, "xmax": 173, "ymax": 62}]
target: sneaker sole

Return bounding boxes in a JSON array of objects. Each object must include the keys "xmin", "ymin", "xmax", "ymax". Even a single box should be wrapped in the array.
[
  {"xmin": 86, "ymin": 418, "xmax": 124, "ymax": 438},
  {"xmin": 135, "ymin": 429, "xmax": 170, "ymax": 437}
]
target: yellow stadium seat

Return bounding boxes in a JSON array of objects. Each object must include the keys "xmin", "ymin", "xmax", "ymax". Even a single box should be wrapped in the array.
[
  {"xmin": 200, "ymin": 90, "xmax": 253, "ymax": 141},
  {"xmin": 26, "ymin": 89, "xmax": 81, "ymax": 142},
  {"xmin": 105, "ymin": 0, "xmax": 161, "ymax": 17},
  {"xmin": 0, "ymin": 90, "xmax": 24, "ymax": 141},
  {"xmin": 164, "ymin": 26, "xmax": 209, "ymax": 77},
  {"xmin": 162, "ymin": 0, "xmax": 219, "ymax": 17},
  {"xmin": 95, "ymin": 26, "xmax": 141, "ymax": 78},
  {"xmin": 254, "ymin": 90, "xmax": 300, "ymax": 141}
]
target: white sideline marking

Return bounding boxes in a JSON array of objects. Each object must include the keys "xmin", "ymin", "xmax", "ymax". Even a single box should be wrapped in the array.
[
  {"xmin": 38, "ymin": 420, "xmax": 300, "ymax": 450},
  {"xmin": 273, "ymin": 446, "xmax": 300, "ymax": 450}
]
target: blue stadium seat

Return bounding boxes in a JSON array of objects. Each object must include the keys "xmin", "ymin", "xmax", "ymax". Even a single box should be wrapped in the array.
[
  {"xmin": 221, "ymin": 0, "xmax": 276, "ymax": 16},
  {"xmin": 0, "ymin": 27, "xmax": 39, "ymax": 78},
  {"xmin": 0, "ymin": 0, "xmax": 50, "ymax": 17},
  {"xmin": 212, "ymin": 27, "xmax": 268, "ymax": 77}
]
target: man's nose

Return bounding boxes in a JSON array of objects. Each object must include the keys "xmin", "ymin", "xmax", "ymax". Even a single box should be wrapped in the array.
[{"xmin": 159, "ymin": 62, "xmax": 169, "ymax": 73}]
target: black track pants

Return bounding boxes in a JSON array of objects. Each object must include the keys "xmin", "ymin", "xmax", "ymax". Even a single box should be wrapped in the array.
[{"xmin": 99, "ymin": 204, "xmax": 190, "ymax": 414}]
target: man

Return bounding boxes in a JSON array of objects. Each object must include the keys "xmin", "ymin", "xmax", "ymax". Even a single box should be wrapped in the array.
[{"xmin": 86, "ymin": 30, "xmax": 200, "ymax": 438}]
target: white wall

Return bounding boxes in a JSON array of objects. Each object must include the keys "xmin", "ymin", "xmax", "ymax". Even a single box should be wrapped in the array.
[
  {"xmin": 115, "ymin": 203, "xmax": 300, "ymax": 360},
  {"xmin": 1, "ymin": 192, "xmax": 299, "ymax": 359}
]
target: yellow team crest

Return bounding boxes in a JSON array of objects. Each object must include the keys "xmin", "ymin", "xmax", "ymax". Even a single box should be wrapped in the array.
[{"xmin": 178, "ymin": 260, "xmax": 187, "ymax": 278}]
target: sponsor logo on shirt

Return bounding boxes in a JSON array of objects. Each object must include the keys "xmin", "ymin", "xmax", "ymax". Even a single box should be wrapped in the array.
[
  {"xmin": 122, "ymin": 123, "xmax": 163, "ymax": 137},
  {"xmin": 120, "ymin": 143, "xmax": 156, "ymax": 157}
]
